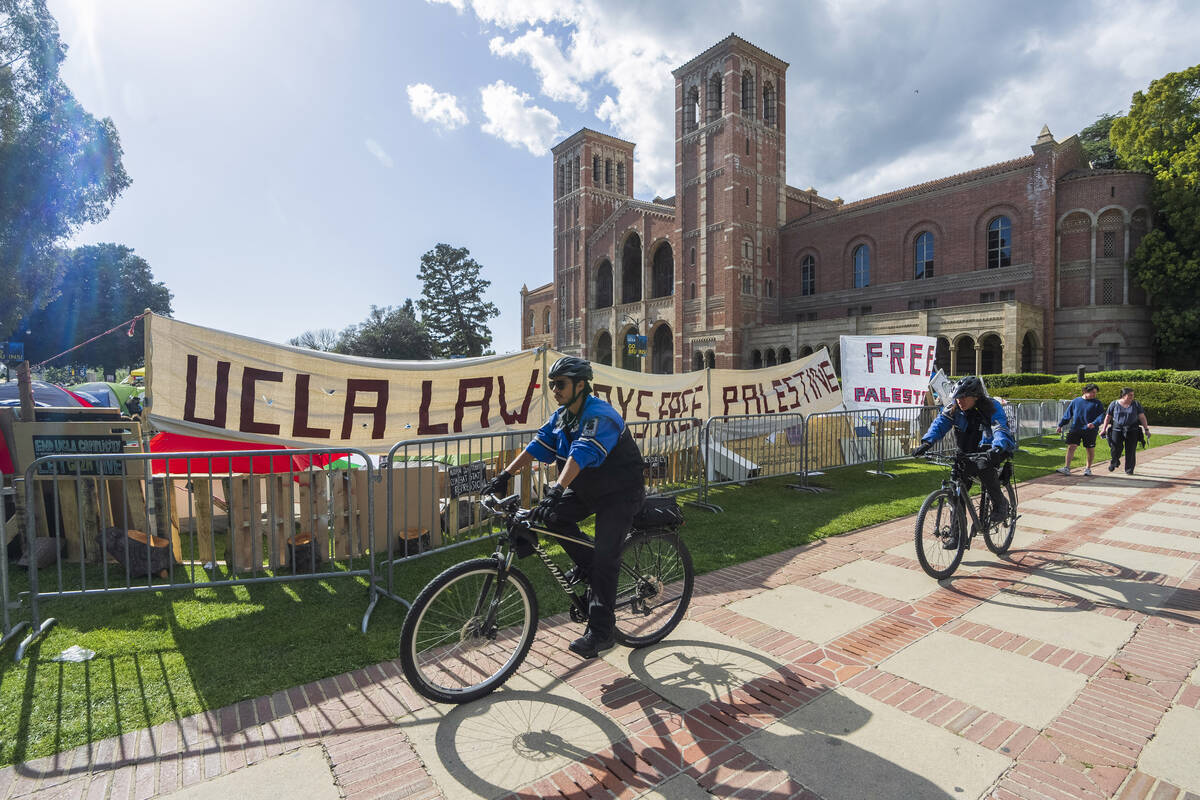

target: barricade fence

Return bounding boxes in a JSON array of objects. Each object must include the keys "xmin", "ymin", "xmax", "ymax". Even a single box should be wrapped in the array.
[
  {"xmin": 0, "ymin": 398, "xmax": 1075, "ymax": 660},
  {"xmin": 1, "ymin": 472, "xmax": 26, "ymax": 651}
]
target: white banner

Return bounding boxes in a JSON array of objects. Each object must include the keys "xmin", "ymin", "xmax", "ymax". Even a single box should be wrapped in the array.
[
  {"xmin": 145, "ymin": 314, "xmax": 843, "ymax": 449},
  {"xmin": 146, "ymin": 315, "xmax": 548, "ymax": 450},
  {"xmin": 839, "ymin": 335, "xmax": 936, "ymax": 411}
]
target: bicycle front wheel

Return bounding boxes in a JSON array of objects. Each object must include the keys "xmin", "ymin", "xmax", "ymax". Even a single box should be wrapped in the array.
[
  {"xmin": 914, "ymin": 489, "xmax": 966, "ymax": 579},
  {"xmin": 399, "ymin": 558, "xmax": 538, "ymax": 704},
  {"xmin": 612, "ymin": 531, "xmax": 694, "ymax": 648},
  {"xmin": 983, "ymin": 483, "xmax": 1018, "ymax": 555}
]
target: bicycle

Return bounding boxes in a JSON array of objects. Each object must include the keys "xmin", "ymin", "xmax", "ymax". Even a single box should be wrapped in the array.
[
  {"xmin": 914, "ymin": 450, "xmax": 1019, "ymax": 579},
  {"xmin": 398, "ymin": 492, "xmax": 695, "ymax": 704}
]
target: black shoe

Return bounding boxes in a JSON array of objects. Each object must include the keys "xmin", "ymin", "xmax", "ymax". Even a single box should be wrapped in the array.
[
  {"xmin": 992, "ymin": 502, "xmax": 1011, "ymax": 523},
  {"xmin": 941, "ymin": 532, "xmax": 960, "ymax": 550},
  {"xmin": 568, "ymin": 629, "xmax": 615, "ymax": 659},
  {"xmin": 1108, "ymin": 463, "xmax": 1117, "ymax": 472},
  {"xmin": 1125, "ymin": 470, "xmax": 1134, "ymax": 475},
  {"xmin": 563, "ymin": 565, "xmax": 586, "ymax": 587}
]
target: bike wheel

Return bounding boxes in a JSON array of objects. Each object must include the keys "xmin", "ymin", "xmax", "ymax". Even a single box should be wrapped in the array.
[
  {"xmin": 612, "ymin": 531, "xmax": 694, "ymax": 648},
  {"xmin": 983, "ymin": 483, "xmax": 1018, "ymax": 555},
  {"xmin": 399, "ymin": 558, "xmax": 538, "ymax": 704},
  {"xmin": 914, "ymin": 489, "xmax": 966, "ymax": 579}
]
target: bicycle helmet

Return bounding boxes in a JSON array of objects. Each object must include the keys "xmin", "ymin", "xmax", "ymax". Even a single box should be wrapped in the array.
[
  {"xmin": 950, "ymin": 375, "xmax": 986, "ymax": 401},
  {"xmin": 547, "ymin": 356, "xmax": 593, "ymax": 382}
]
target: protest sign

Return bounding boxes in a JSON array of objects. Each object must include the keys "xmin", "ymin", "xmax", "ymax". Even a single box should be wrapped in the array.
[{"xmin": 839, "ymin": 335, "xmax": 936, "ymax": 411}]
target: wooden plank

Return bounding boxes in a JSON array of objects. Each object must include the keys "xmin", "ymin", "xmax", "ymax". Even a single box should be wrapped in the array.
[
  {"xmin": 330, "ymin": 472, "xmax": 354, "ymax": 558},
  {"xmin": 263, "ymin": 475, "xmax": 289, "ymax": 571},
  {"xmin": 297, "ymin": 472, "xmax": 331, "ymax": 565},
  {"xmin": 56, "ymin": 480, "xmax": 83, "ymax": 561},
  {"xmin": 228, "ymin": 475, "xmax": 258, "ymax": 573},
  {"xmin": 192, "ymin": 478, "xmax": 215, "ymax": 565}
]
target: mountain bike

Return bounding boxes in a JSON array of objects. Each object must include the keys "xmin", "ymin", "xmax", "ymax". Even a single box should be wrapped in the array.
[
  {"xmin": 914, "ymin": 451, "xmax": 1018, "ymax": 579},
  {"xmin": 398, "ymin": 493, "xmax": 694, "ymax": 704}
]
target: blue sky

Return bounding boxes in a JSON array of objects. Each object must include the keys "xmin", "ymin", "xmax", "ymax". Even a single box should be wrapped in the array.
[{"xmin": 48, "ymin": 0, "xmax": 1200, "ymax": 355}]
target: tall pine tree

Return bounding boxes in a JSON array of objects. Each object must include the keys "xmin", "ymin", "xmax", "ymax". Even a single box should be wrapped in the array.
[{"xmin": 416, "ymin": 244, "xmax": 499, "ymax": 358}]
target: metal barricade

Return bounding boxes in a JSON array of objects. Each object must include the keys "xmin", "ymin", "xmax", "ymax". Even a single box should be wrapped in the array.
[
  {"xmin": 14, "ymin": 447, "xmax": 389, "ymax": 660},
  {"xmin": 799, "ymin": 409, "xmax": 892, "ymax": 489},
  {"xmin": 626, "ymin": 417, "xmax": 708, "ymax": 504},
  {"xmin": 700, "ymin": 413, "xmax": 807, "ymax": 503},
  {"xmin": 1, "ymin": 471, "xmax": 29, "ymax": 652},
  {"xmin": 878, "ymin": 405, "xmax": 953, "ymax": 463}
]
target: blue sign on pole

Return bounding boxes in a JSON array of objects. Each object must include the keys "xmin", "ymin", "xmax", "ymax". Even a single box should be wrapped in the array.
[{"xmin": 625, "ymin": 334, "xmax": 647, "ymax": 357}]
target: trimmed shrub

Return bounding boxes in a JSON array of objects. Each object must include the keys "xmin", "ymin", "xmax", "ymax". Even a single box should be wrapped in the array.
[
  {"xmin": 993, "ymin": 381, "xmax": 1200, "ymax": 427},
  {"xmin": 1060, "ymin": 369, "xmax": 1173, "ymax": 384},
  {"xmin": 1168, "ymin": 371, "xmax": 1200, "ymax": 391},
  {"xmin": 979, "ymin": 373, "xmax": 1059, "ymax": 388}
]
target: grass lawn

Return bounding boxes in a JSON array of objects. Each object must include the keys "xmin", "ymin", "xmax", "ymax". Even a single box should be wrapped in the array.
[{"xmin": 0, "ymin": 432, "xmax": 1188, "ymax": 767}]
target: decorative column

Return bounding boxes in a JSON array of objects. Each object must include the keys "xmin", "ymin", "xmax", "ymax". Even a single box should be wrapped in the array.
[
  {"xmin": 974, "ymin": 343, "xmax": 983, "ymax": 376},
  {"xmin": 1089, "ymin": 220, "xmax": 1097, "ymax": 306}
]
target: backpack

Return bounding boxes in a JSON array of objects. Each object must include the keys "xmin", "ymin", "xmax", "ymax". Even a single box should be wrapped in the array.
[{"xmin": 631, "ymin": 495, "xmax": 685, "ymax": 532}]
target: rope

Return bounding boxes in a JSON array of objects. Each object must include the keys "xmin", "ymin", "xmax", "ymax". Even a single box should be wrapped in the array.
[{"xmin": 31, "ymin": 311, "xmax": 150, "ymax": 370}]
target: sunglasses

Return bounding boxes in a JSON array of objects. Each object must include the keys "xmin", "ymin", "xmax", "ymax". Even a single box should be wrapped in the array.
[{"xmin": 548, "ymin": 379, "xmax": 573, "ymax": 391}]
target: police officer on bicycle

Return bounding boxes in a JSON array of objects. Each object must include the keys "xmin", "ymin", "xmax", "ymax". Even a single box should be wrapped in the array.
[
  {"xmin": 912, "ymin": 376, "xmax": 1015, "ymax": 539},
  {"xmin": 484, "ymin": 356, "xmax": 645, "ymax": 659}
]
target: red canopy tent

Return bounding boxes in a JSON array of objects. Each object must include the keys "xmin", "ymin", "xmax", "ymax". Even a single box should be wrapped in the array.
[{"xmin": 149, "ymin": 432, "xmax": 341, "ymax": 475}]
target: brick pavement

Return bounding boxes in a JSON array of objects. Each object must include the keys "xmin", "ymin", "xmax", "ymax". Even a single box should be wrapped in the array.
[{"xmin": 2, "ymin": 434, "xmax": 1199, "ymax": 800}]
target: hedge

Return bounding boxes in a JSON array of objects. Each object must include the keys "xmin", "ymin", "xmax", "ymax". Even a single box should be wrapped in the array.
[
  {"xmin": 977, "ymin": 373, "xmax": 1060, "ymax": 388},
  {"xmin": 1058, "ymin": 369, "xmax": 1200, "ymax": 390},
  {"xmin": 992, "ymin": 381, "xmax": 1200, "ymax": 427}
]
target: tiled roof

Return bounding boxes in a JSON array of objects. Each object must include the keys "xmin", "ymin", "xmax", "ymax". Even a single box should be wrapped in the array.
[
  {"xmin": 823, "ymin": 154, "xmax": 1036, "ymax": 215},
  {"xmin": 1058, "ymin": 166, "xmax": 1147, "ymax": 181}
]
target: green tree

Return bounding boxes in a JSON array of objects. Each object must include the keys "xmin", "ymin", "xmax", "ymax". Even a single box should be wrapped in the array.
[
  {"xmin": 334, "ymin": 302, "xmax": 433, "ymax": 360},
  {"xmin": 0, "ymin": 0, "xmax": 131, "ymax": 335},
  {"xmin": 416, "ymin": 243, "xmax": 499, "ymax": 357},
  {"xmin": 1077, "ymin": 112, "xmax": 1123, "ymax": 169},
  {"xmin": 22, "ymin": 244, "xmax": 172, "ymax": 374},
  {"xmin": 1111, "ymin": 64, "xmax": 1200, "ymax": 368}
]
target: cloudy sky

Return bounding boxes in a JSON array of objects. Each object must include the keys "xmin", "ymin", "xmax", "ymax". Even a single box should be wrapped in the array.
[{"xmin": 49, "ymin": 0, "xmax": 1200, "ymax": 354}]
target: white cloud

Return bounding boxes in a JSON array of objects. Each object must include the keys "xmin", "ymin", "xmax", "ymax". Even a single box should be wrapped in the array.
[
  {"xmin": 480, "ymin": 80, "xmax": 563, "ymax": 155},
  {"xmin": 406, "ymin": 83, "xmax": 469, "ymax": 130},
  {"xmin": 445, "ymin": 0, "xmax": 1200, "ymax": 201},
  {"xmin": 364, "ymin": 138, "xmax": 394, "ymax": 168}
]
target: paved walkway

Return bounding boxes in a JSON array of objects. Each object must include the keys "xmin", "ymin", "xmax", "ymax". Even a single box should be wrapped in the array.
[{"xmin": 4, "ymin": 434, "xmax": 1200, "ymax": 800}]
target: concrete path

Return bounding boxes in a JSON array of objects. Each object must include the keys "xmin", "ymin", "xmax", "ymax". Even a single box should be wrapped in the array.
[{"xmin": 4, "ymin": 433, "xmax": 1200, "ymax": 800}]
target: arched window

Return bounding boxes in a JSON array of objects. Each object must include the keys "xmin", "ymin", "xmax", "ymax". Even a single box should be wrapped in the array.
[
  {"xmin": 779, "ymin": 347, "xmax": 791, "ymax": 364},
  {"xmin": 766, "ymin": 349, "xmax": 777, "ymax": 367},
  {"xmin": 705, "ymin": 350, "xmax": 716, "ymax": 369},
  {"xmin": 915, "ymin": 231, "xmax": 934, "ymax": 279},
  {"xmin": 801, "ymin": 254, "xmax": 815, "ymax": 296},
  {"xmin": 707, "ymin": 72, "xmax": 722, "ymax": 122},
  {"xmin": 594, "ymin": 260, "xmax": 613, "ymax": 309},
  {"xmin": 742, "ymin": 239, "xmax": 753, "ymax": 260},
  {"xmin": 621, "ymin": 234, "xmax": 642, "ymax": 303},
  {"xmin": 745, "ymin": 137, "xmax": 750, "ymax": 155},
  {"xmin": 752, "ymin": 350, "xmax": 763, "ymax": 369},
  {"xmin": 689, "ymin": 281, "xmax": 696, "ymax": 299},
  {"xmin": 616, "ymin": 162, "xmax": 625, "ymax": 193},
  {"xmin": 604, "ymin": 159, "xmax": 612, "ymax": 188},
  {"xmin": 651, "ymin": 243, "xmax": 674, "ymax": 298},
  {"xmin": 766, "ymin": 246, "xmax": 771, "ymax": 264},
  {"xmin": 592, "ymin": 155, "xmax": 601, "ymax": 183},
  {"xmin": 527, "ymin": 312, "xmax": 535, "ymax": 336},
  {"xmin": 572, "ymin": 155, "xmax": 580, "ymax": 191},
  {"xmin": 741, "ymin": 70, "xmax": 755, "ymax": 116},
  {"xmin": 853, "ymin": 245, "xmax": 870, "ymax": 288},
  {"xmin": 987, "ymin": 216, "xmax": 1012, "ymax": 268},
  {"xmin": 762, "ymin": 81, "xmax": 776, "ymax": 127},
  {"xmin": 685, "ymin": 86, "xmax": 700, "ymax": 133},
  {"xmin": 543, "ymin": 307, "xmax": 551, "ymax": 333},
  {"xmin": 745, "ymin": 188, "xmax": 750, "ymax": 206},
  {"xmin": 689, "ymin": 247, "xmax": 695, "ymax": 266},
  {"xmin": 693, "ymin": 351, "xmax": 704, "ymax": 371}
]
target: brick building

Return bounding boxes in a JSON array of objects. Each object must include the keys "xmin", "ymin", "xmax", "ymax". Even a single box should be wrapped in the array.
[{"xmin": 521, "ymin": 34, "xmax": 1154, "ymax": 374}]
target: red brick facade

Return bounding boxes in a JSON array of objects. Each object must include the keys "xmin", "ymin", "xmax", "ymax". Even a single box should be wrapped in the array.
[{"xmin": 521, "ymin": 35, "xmax": 1155, "ymax": 374}]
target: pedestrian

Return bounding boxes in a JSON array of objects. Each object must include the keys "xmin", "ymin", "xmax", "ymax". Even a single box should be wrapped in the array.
[
  {"xmin": 1099, "ymin": 387, "xmax": 1151, "ymax": 475},
  {"xmin": 1055, "ymin": 383, "xmax": 1104, "ymax": 475}
]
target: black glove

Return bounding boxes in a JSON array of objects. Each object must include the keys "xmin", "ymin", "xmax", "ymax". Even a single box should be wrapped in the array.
[
  {"xmin": 530, "ymin": 483, "xmax": 564, "ymax": 526},
  {"xmin": 911, "ymin": 442, "xmax": 932, "ymax": 457},
  {"xmin": 483, "ymin": 470, "xmax": 512, "ymax": 497},
  {"xmin": 989, "ymin": 447, "xmax": 1007, "ymax": 467}
]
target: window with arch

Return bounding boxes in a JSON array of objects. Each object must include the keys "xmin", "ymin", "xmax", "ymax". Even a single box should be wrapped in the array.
[
  {"xmin": 543, "ymin": 307, "xmax": 551, "ymax": 334},
  {"xmin": 604, "ymin": 159, "xmax": 612, "ymax": 188},
  {"xmin": 741, "ymin": 274, "xmax": 753, "ymax": 294},
  {"xmin": 741, "ymin": 70, "xmax": 755, "ymax": 115},
  {"xmin": 766, "ymin": 246, "xmax": 771, "ymax": 264},
  {"xmin": 707, "ymin": 72, "xmax": 722, "ymax": 122},
  {"xmin": 689, "ymin": 247, "xmax": 695, "ymax": 266},
  {"xmin": 689, "ymin": 281, "xmax": 696, "ymax": 299},
  {"xmin": 742, "ymin": 239, "xmax": 753, "ymax": 260},
  {"xmin": 745, "ymin": 137, "xmax": 750, "ymax": 155},
  {"xmin": 764, "ymin": 278, "xmax": 775, "ymax": 297},
  {"xmin": 592, "ymin": 155, "xmax": 601, "ymax": 183},
  {"xmin": 914, "ymin": 231, "xmax": 934, "ymax": 279},
  {"xmin": 572, "ymin": 155, "xmax": 580, "ymax": 190},
  {"xmin": 763, "ymin": 81, "xmax": 776, "ymax": 127},
  {"xmin": 987, "ymin": 216, "xmax": 1012, "ymax": 268},
  {"xmin": 685, "ymin": 86, "xmax": 700, "ymax": 132},
  {"xmin": 616, "ymin": 162, "xmax": 625, "ymax": 194},
  {"xmin": 745, "ymin": 188, "xmax": 750, "ymax": 206},
  {"xmin": 853, "ymin": 244, "xmax": 870, "ymax": 288},
  {"xmin": 801, "ymin": 254, "xmax": 815, "ymax": 296},
  {"xmin": 528, "ymin": 312, "xmax": 535, "ymax": 336}
]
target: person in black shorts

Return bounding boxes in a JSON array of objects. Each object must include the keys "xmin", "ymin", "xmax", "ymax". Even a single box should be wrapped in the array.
[{"xmin": 1055, "ymin": 383, "xmax": 1103, "ymax": 476}]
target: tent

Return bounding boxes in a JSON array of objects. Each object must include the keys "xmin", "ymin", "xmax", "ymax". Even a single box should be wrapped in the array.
[
  {"xmin": 0, "ymin": 380, "xmax": 92, "ymax": 408},
  {"xmin": 149, "ymin": 432, "xmax": 341, "ymax": 475},
  {"xmin": 69, "ymin": 381, "xmax": 143, "ymax": 411}
]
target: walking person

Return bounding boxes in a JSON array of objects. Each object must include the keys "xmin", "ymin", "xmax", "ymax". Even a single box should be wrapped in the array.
[
  {"xmin": 1055, "ymin": 383, "xmax": 1104, "ymax": 475},
  {"xmin": 1099, "ymin": 387, "xmax": 1151, "ymax": 475}
]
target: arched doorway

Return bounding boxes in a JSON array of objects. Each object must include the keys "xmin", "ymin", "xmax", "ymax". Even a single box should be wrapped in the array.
[
  {"xmin": 798, "ymin": 345, "xmax": 813, "ymax": 358},
  {"xmin": 954, "ymin": 335, "xmax": 976, "ymax": 375},
  {"xmin": 692, "ymin": 351, "xmax": 704, "ymax": 371},
  {"xmin": 751, "ymin": 350, "xmax": 763, "ymax": 369},
  {"xmin": 594, "ymin": 331, "xmax": 612, "ymax": 367},
  {"xmin": 621, "ymin": 234, "xmax": 642, "ymax": 303},
  {"xmin": 594, "ymin": 260, "xmax": 613, "ymax": 309},
  {"xmin": 651, "ymin": 242, "xmax": 674, "ymax": 298},
  {"xmin": 935, "ymin": 337, "xmax": 951, "ymax": 374},
  {"xmin": 980, "ymin": 334, "xmax": 1002, "ymax": 375},
  {"xmin": 620, "ymin": 326, "xmax": 640, "ymax": 372},
  {"xmin": 705, "ymin": 350, "xmax": 716, "ymax": 369},
  {"xmin": 651, "ymin": 325, "xmax": 673, "ymax": 374},
  {"xmin": 779, "ymin": 347, "xmax": 791, "ymax": 363},
  {"xmin": 765, "ymin": 349, "xmax": 777, "ymax": 367},
  {"xmin": 1021, "ymin": 332, "xmax": 1038, "ymax": 373}
]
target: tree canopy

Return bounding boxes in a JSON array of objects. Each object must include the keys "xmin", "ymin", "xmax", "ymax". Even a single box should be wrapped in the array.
[
  {"xmin": 416, "ymin": 243, "xmax": 499, "ymax": 358},
  {"xmin": 1077, "ymin": 112, "xmax": 1123, "ymax": 169},
  {"xmin": 20, "ymin": 244, "xmax": 172, "ymax": 374},
  {"xmin": 1111, "ymin": 63, "xmax": 1200, "ymax": 367},
  {"xmin": 1, "ymin": 0, "xmax": 131, "ymax": 335},
  {"xmin": 330, "ymin": 301, "xmax": 433, "ymax": 360}
]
